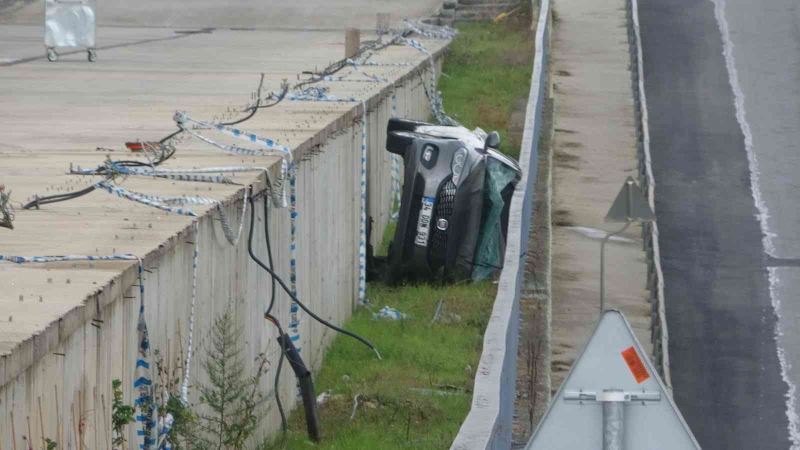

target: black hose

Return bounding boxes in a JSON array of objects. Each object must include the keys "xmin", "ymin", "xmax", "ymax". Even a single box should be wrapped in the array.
[
  {"xmin": 248, "ymin": 194, "xmax": 276, "ymax": 316},
  {"xmin": 22, "ymin": 181, "xmax": 102, "ymax": 210},
  {"xmin": 246, "ymin": 191, "xmax": 381, "ymax": 360},
  {"xmin": 277, "ymin": 331, "xmax": 321, "ymax": 442},
  {"xmin": 264, "ymin": 198, "xmax": 277, "ymax": 317},
  {"xmin": 269, "ymin": 315, "xmax": 289, "ymax": 433}
]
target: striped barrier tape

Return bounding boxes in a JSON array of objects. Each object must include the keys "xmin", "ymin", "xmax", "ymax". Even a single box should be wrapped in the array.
[
  {"xmin": 288, "ymin": 163, "xmax": 301, "ymax": 347},
  {"xmin": 174, "ymin": 111, "xmax": 292, "ymax": 159},
  {"xmin": 358, "ymin": 101, "xmax": 368, "ymax": 305},
  {"xmin": 216, "ymin": 189, "xmax": 248, "ymax": 246},
  {"xmin": 123, "ymin": 166, "xmax": 269, "ymax": 175},
  {"xmin": 400, "ymin": 38, "xmax": 460, "ymax": 126},
  {"xmin": 143, "ymin": 172, "xmax": 235, "ymax": 184},
  {"xmin": 0, "ymin": 253, "xmax": 138, "ymax": 264},
  {"xmin": 321, "ymin": 71, "xmax": 389, "ymax": 84},
  {"xmin": 180, "ymin": 222, "xmax": 199, "ymax": 404},
  {"xmin": 346, "ymin": 58, "xmax": 414, "ymax": 67},
  {"xmin": 285, "ymin": 86, "xmax": 358, "ymax": 103},
  {"xmin": 110, "ymin": 163, "xmax": 282, "ymax": 208},
  {"xmin": 70, "ymin": 163, "xmax": 236, "ymax": 184},
  {"xmin": 148, "ymin": 195, "xmax": 218, "ymax": 206},
  {"xmin": 174, "ymin": 111, "xmax": 292, "ymax": 207},
  {"xmin": 96, "ymin": 181, "xmax": 200, "ymax": 217},
  {"xmin": 179, "ymin": 124, "xmax": 276, "ymax": 158},
  {"xmin": 403, "ymin": 19, "xmax": 458, "ymax": 40},
  {"xmin": 390, "ymin": 91, "xmax": 401, "ymax": 221},
  {"xmin": 132, "ymin": 260, "xmax": 177, "ymax": 450},
  {"xmin": 101, "ymin": 182, "xmax": 247, "ymax": 246},
  {"xmin": 132, "ymin": 261, "xmax": 160, "ymax": 450}
]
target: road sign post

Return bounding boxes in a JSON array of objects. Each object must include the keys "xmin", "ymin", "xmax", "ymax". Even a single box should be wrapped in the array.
[{"xmin": 600, "ymin": 177, "xmax": 655, "ymax": 314}]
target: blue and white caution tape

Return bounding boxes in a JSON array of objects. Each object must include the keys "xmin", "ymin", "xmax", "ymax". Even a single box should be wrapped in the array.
[
  {"xmin": 124, "ymin": 166, "xmax": 269, "ymax": 175},
  {"xmin": 157, "ymin": 414, "xmax": 174, "ymax": 450},
  {"xmin": 285, "ymin": 86, "xmax": 358, "ymax": 103},
  {"xmin": 143, "ymin": 173, "xmax": 235, "ymax": 184},
  {"xmin": 180, "ymin": 222, "xmax": 199, "ymax": 404},
  {"xmin": 97, "ymin": 181, "xmax": 199, "ymax": 217},
  {"xmin": 288, "ymin": 163, "xmax": 301, "ymax": 348},
  {"xmin": 401, "ymin": 38, "xmax": 460, "ymax": 126},
  {"xmin": 216, "ymin": 189, "xmax": 248, "ymax": 246},
  {"xmin": 0, "ymin": 253, "xmax": 138, "ymax": 264},
  {"xmin": 70, "ymin": 163, "xmax": 237, "ymax": 184},
  {"xmin": 134, "ymin": 262, "xmax": 158, "ymax": 450},
  {"xmin": 346, "ymin": 58, "xmax": 414, "ymax": 67},
  {"xmin": 152, "ymin": 195, "xmax": 218, "ymax": 206},
  {"xmin": 390, "ymin": 91, "xmax": 401, "ymax": 220},
  {"xmin": 174, "ymin": 112, "xmax": 292, "ymax": 159},
  {"xmin": 179, "ymin": 125, "xmax": 277, "ymax": 158},
  {"xmin": 322, "ymin": 71, "xmax": 389, "ymax": 84},
  {"xmin": 403, "ymin": 19, "xmax": 457, "ymax": 40},
  {"xmin": 358, "ymin": 101, "xmax": 368, "ymax": 305},
  {"xmin": 174, "ymin": 111, "xmax": 292, "ymax": 207}
]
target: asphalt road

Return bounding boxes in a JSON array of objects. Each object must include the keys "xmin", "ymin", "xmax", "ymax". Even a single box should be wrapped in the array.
[{"xmin": 638, "ymin": 0, "xmax": 791, "ymax": 448}]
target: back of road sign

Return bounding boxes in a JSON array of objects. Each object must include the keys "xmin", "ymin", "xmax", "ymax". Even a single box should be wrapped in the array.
[
  {"xmin": 525, "ymin": 310, "xmax": 701, "ymax": 449},
  {"xmin": 606, "ymin": 176, "xmax": 655, "ymax": 223}
]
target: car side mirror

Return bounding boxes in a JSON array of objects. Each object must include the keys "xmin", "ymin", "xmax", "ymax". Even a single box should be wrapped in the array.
[{"xmin": 485, "ymin": 131, "xmax": 501, "ymax": 150}]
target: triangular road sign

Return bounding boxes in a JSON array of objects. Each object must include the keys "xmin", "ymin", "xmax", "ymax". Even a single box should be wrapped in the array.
[
  {"xmin": 606, "ymin": 176, "xmax": 655, "ymax": 223},
  {"xmin": 526, "ymin": 310, "xmax": 700, "ymax": 449}
]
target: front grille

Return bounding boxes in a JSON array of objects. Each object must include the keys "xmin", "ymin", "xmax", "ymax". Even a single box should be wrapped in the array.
[{"xmin": 429, "ymin": 179, "xmax": 456, "ymax": 267}]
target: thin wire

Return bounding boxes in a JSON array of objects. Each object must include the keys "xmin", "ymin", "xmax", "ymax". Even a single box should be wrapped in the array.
[
  {"xmin": 264, "ymin": 198, "xmax": 277, "ymax": 317},
  {"xmin": 246, "ymin": 190, "xmax": 381, "ymax": 359},
  {"xmin": 247, "ymin": 194, "xmax": 277, "ymax": 317},
  {"xmin": 22, "ymin": 74, "xmax": 268, "ymax": 210},
  {"xmin": 219, "ymin": 73, "xmax": 265, "ymax": 125},
  {"xmin": 21, "ymin": 178, "xmax": 108, "ymax": 210}
]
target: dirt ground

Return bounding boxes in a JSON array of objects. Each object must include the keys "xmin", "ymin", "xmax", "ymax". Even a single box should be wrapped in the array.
[{"xmin": 512, "ymin": 96, "xmax": 554, "ymax": 447}]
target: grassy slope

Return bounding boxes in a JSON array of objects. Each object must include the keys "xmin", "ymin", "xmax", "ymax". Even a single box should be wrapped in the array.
[
  {"xmin": 265, "ymin": 13, "xmax": 532, "ymax": 450},
  {"xmin": 265, "ymin": 283, "xmax": 494, "ymax": 449},
  {"xmin": 439, "ymin": 19, "xmax": 533, "ymax": 159}
]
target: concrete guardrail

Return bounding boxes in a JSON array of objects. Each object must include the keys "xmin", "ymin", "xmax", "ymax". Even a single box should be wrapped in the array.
[{"xmin": 450, "ymin": 0, "xmax": 551, "ymax": 447}]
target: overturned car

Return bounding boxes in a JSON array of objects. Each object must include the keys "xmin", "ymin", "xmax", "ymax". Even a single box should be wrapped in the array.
[{"xmin": 383, "ymin": 118, "xmax": 522, "ymax": 282}]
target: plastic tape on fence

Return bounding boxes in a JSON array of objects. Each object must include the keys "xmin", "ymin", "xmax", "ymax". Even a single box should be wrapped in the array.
[
  {"xmin": 97, "ymin": 181, "xmax": 199, "ymax": 217},
  {"xmin": 0, "ymin": 253, "xmax": 138, "ymax": 263},
  {"xmin": 403, "ymin": 19, "xmax": 458, "ymax": 40},
  {"xmin": 358, "ymin": 101, "xmax": 368, "ymax": 304},
  {"xmin": 174, "ymin": 111, "xmax": 293, "ymax": 159},
  {"xmin": 174, "ymin": 111, "xmax": 292, "ymax": 207}
]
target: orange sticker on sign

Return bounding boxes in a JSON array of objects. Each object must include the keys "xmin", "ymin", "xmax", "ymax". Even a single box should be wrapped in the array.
[{"xmin": 621, "ymin": 346, "xmax": 650, "ymax": 384}]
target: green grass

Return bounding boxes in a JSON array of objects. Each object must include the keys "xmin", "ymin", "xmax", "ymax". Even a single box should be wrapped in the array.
[
  {"xmin": 439, "ymin": 16, "xmax": 534, "ymax": 159},
  {"xmin": 264, "ymin": 16, "xmax": 533, "ymax": 450},
  {"xmin": 263, "ymin": 282, "xmax": 495, "ymax": 450}
]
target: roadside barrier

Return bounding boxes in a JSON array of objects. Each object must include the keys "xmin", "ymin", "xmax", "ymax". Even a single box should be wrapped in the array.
[
  {"xmin": 625, "ymin": 0, "xmax": 672, "ymax": 387},
  {"xmin": 450, "ymin": 0, "xmax": 550, "ymax": 448}
]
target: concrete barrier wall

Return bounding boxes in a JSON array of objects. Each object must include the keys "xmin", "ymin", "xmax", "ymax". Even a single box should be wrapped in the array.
[
  {"xmin": 625, "ymin": 0, "xmax": 672, "ymax": 386},
  {"xmin": 450, "ymin": 1, "xmax": 550, "ymax": 448},
  {"xmin": 0, "ymin": 60, "xmax": 440, "ymax": 449}
]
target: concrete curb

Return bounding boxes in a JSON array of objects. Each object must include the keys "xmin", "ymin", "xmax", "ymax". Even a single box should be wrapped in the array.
[
  {"xmin": 625, "ymin": 0, "xmax": 672, "ymax": 387},
  {"xmin": 450, "ymin": 0, "xmax": 550, "ymax": 447}
]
